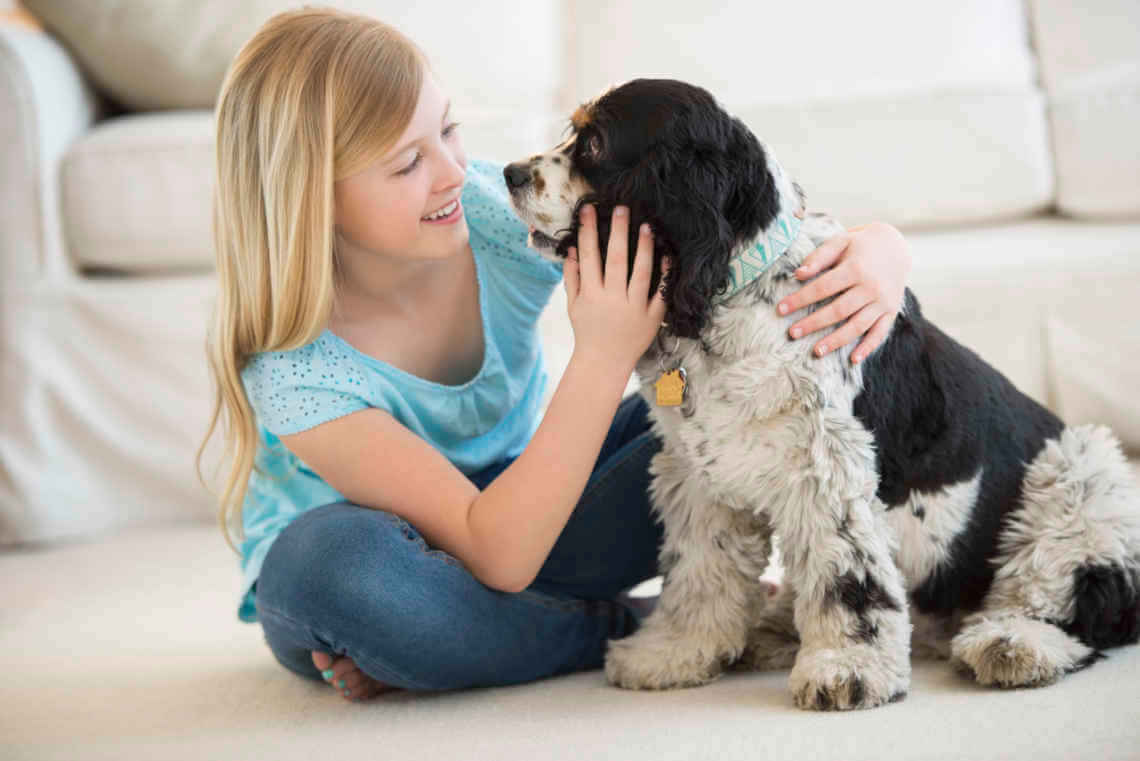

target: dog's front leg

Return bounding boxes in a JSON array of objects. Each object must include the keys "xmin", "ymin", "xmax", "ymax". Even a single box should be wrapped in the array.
[
  {"xmin": 604, "ymin": 445, "xmax": 773, "ymax": 690},
  {"xmin": 757, "ymin": 411, "xmax": 912, "ymax": 710}
]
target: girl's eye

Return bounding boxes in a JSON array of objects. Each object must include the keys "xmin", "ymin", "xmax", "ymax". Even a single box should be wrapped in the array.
[
  {"xmin": 395, "ymin": 124, "xmax": 460, "ymax": 177},
  {"xmin": 396, "ymin": 152, "xmax": 422, "ymax": 176}
]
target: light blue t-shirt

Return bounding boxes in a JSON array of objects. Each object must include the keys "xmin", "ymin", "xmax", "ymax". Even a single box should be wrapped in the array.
[{"xmin": 235, "ymin": 159, "xmax": 563, "ymax": 622}]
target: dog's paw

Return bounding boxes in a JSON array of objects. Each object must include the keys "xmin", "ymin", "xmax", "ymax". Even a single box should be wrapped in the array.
[
  {"xmin": 604, "ymin": 626, "xmax": 727, "ymax": 690},
  {"xmin": 950, "ymin": 614, "xmax": 1095, "ymax": 688},
  {"xmin": 789, "ymin": 646, "xmax": 909, "ymax": 711}
]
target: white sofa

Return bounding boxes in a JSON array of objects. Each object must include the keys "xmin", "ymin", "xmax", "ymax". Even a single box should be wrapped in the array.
[{"xmin": 3, "ymin": 1, "xmax": 1139, "ymax": 758}]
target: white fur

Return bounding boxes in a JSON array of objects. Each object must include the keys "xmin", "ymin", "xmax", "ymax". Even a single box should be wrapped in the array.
[{"xmin": 886, "ymin": 469, "xmax": 983, "ymax": 591}]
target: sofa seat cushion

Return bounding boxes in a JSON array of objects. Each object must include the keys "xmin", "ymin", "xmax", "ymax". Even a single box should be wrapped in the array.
[{"xmin": 61, "ymin": 111, "xmax": 215, "ymax": 273}]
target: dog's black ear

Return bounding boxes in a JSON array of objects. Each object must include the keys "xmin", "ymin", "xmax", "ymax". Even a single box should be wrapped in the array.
[
  {"xmin": 724, "ymin": 118, "xmax": 781, "ymax": 237},
  {"xmin": 654, "ymin": 158, "xmax": 737, "ymax": 339}
]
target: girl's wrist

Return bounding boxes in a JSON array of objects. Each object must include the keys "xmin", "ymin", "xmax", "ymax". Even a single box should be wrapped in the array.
[{"xmin": 569, "ymin": 346, "xmax": 637, "ymax": 388}]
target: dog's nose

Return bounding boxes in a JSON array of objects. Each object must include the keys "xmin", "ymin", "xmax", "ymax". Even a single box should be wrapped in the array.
[{"xmin": 504, "ymin": 163, "xmax": 532, "ymax": 190}]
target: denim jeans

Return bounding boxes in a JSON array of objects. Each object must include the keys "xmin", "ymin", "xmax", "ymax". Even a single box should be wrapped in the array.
[{"xmin": 254, "ymin": 393, "xmax": 664, "ymax": 691}]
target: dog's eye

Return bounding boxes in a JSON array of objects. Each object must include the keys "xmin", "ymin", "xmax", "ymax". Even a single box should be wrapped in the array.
[
  {"xmin": 587, "ymin": 135, "xmax": 602, "ymax": 158},
  {"xmin": 577, "ymin": 132, "xmax": 603, "ymax": 164}
]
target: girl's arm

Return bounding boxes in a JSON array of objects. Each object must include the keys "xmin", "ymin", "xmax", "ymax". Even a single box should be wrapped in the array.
[
  {"xmin": 775, "ymin": 222, "xmax": 912, "ymax": 364},
  {"xmin": 280, "ymin": 347, "xmax": 635, "ymax": 595}
]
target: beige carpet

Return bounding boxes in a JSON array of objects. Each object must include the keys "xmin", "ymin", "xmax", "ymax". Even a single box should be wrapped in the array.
[{"xmin": 3, "ymin": 481, "xmax": 1140, "ymax": 760}]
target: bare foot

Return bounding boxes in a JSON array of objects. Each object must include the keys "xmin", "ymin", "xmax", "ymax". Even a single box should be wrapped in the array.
[{"xmin": 311, "ymin": 651, "xmax": 396, "ymax": 701}]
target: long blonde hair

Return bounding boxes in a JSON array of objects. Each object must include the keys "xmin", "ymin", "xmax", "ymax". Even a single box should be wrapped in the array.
[{"xmin": 198, "ymin": 7, "xmax": 427, "ymax": 555}]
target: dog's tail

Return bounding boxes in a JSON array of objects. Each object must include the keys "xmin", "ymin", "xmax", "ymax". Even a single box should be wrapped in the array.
[
  {"xmin": 1032, "ymin": 424, "xmax": 1140, "ymax": 650},
  {"xmin": 1064, "ymin": 563, "xmax": 1140, "ymax": 649}
]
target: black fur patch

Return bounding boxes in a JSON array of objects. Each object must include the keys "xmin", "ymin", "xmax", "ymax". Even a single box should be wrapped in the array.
[
  {"xmin": 554, "ymin": 79, "xmax": 780, "ymax": 339},
  {"xmin": 849, "ymin": 676, "xmax": 865, "ymax": 705},
  {"xmin": 852, "ymin": 289, "xmax": 1067, "ymax": 614},
  {"xmin": 826, "ymin": 570, "xmax": 902, "ymax": 643},
  {"xmin": 1062, "ymin": 565, "xmax": 1140, "ymax": 649}
]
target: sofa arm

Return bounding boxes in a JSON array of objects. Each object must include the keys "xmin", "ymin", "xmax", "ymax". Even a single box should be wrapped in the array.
[{"xmin": 0, "ymin": 24, "xmax": 102, "ymax": 281}]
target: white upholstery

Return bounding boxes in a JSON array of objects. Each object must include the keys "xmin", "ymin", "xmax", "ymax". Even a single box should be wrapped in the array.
[
  {"xmin": 1029, "ymin": 0, "xmax": 1140, "ymax": 217},
  {"xmin": 2, "ymin": 3, "xmax": 1140, "ymax": 756}
]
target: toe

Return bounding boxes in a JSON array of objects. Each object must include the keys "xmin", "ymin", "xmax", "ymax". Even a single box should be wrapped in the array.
[{"xmin": 311, "ymin": 650, "xmax": 334, "ymax": 672}]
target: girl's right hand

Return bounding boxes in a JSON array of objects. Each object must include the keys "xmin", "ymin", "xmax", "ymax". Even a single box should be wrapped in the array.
[{"xmin": 563, "ymin": 204, "xmax": 669, "ymax": 374}]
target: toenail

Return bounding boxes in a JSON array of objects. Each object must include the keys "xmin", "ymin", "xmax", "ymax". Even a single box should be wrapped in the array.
[
  {"xmin": 343, "ymin": 689, "xmax": 351, "ymax": 697},
  {"xmin": 336, "ymin": 679, "xmax": 345, "ymax": 688},
  {"xmin": 321, "ymin": 669, "xmax": 334, "ymax": 681}
]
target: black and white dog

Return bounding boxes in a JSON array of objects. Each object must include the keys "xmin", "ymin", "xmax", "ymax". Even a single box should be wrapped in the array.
[{"xmin": 504, "ymin": 79, "xmax": 1140, "ymax": 710}]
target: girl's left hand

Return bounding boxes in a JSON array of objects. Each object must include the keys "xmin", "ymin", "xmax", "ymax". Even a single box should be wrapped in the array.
[{"xmin": 775, "ymin": 222, "xmax": 911, "ymax": 365}]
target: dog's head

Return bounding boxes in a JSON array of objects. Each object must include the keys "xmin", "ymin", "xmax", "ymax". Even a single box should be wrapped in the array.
[{"xmin": 505, "ymin": 78, "xmax": 802, "ymax": 338}]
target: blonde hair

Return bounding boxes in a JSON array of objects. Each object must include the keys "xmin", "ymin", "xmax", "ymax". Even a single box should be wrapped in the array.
[{"xmin": 198, "ymin": 7, "xmax": 427, "ymax": 555}]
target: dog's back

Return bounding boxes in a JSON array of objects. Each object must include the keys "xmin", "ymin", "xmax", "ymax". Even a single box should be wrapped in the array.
[{"xmin": 853, "ymin": 289, "xmax": 1140, "ymax": 650}]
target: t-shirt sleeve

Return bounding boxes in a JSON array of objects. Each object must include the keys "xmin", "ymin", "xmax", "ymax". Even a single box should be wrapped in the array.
[
  {"xmin": 241, "ymin": 345, "xmax": 369, "ymax": 436},
  {"xmin": 463, "ymin": 158, "xmax": 564, "ymax": 284}
]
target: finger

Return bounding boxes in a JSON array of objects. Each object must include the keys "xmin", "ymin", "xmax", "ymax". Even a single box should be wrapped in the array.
[
  {"xmin": 812, "ymin": 301, "xmax": 883, "ymax": 358},
  {"xmin": 794, "ymin": 232, "xmax": 851, "ymax": 281},
  {"xmin": 791, "ymin": 285, "xmax": 873, "ymax": 343},
  {"xmin": 628, "ymin": 222, "xmax": 654, "ymax": 301},
  {"xmin": 576, "ymin": 204, "xmax": 603, "ymax": 292},
  {"xmin": 851, "ymin": 312, "xmax": 896, "ymax": 364},
  {"xmin": 563, "ymin": 247, "xmax": 579, "ymax": 308},
  {"xmin": 779, "ymin": 265, "xmax": 856, "ymax": 322},
  {"xmin": 605, "ymin": 206, "xmax": 630, "ymax": 293},
  {"xmin": 648, "ymin": 257, "xmax": 671, "ymax": 322}
]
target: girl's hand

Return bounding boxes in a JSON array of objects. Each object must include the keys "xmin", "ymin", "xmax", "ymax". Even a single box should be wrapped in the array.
[
  {"xmin": 775, "ymin": 222, "xmax": 911, "ymax": 364},
  {"xmin": 564, "ymin": 204, "xmax": 669, "ymax": 375}
]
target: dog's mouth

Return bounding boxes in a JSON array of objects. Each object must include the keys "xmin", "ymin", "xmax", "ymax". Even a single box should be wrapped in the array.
[{"xmin": 527, "ymin": 227, "xmax": 560, "ymax": 252}]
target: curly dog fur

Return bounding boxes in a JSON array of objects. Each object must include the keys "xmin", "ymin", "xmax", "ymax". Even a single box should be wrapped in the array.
[{"xmin": 505, "ymin": 78, "xmax": 1140, "ymax": 710}]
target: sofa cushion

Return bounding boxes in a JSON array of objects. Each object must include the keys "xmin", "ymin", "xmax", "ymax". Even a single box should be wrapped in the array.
[
  {"xmin": 568, "ymin": 0, "xmax": 1052, "ymax": 228},
  {"xmin": 60, "ymin": 105, "xmax": 564, "ymax": 274},
  {"xmin": 62, "ymin": 111, "xmax": 214, "ymax": 273},
  {"xmin": 1028, "ymin": 0, "xmax": 1140, "ymax": 219},
  {"xmin": 21, "ymin": 0, "xmax": 563, "ymax": 112}
]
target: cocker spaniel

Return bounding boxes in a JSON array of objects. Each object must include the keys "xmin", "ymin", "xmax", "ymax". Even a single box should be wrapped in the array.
[{"xmin": 504, "ymin": 78, "xmax": 1140, "ymax": 710}]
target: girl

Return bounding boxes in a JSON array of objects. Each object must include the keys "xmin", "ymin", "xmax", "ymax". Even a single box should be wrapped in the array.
[{"xmin": 201, "ymin": 7, "xmax": 912, "ymax": 702}]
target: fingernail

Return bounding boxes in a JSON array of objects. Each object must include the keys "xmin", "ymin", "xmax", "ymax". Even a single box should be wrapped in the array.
[
  {"xmin": 614, "ymin": 206, "xmax": 627, "ymax": 217},
  {"xmin": 817, "ymin": 344, "xmax": 827, "ymax": 355},
  {"xmin": 853, "ymin": 353, "xmax": 863, "ymax": 363},
  {"xmin": 640, "ymin": 223, "xmax": 650, "ymax": 235},
  {"xmin": 322, "ymin": 669, "xmax": 334, "ymax": 681},
  {"xmin": 336, "ymin": 679, "xmax": 345, "ymax": 688},
  {"xmin": 582, "ymin": 204, "xmax": 593, "ymax": 217},
  {"xmin": 778, "ymin": 303, "xmax": 788, "ymax": 315},
  {"xmin": 791, "ymin": 327, "xmax": 802, "ymax": 338}
]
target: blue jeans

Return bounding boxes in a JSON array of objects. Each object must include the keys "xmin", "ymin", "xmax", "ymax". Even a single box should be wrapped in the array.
[{"xmin": 254, "ymin": 393, "xmax": 664, "ymax": 691}]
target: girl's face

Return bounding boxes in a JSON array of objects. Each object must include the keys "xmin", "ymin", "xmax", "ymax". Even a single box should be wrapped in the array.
[{"xmin": 333, "ymin": 71, "xmax": 468, "ymax": 262}]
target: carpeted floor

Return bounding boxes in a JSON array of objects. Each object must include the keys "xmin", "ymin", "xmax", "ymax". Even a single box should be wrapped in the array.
[{"xmin": 3, "ymin": 486, "xmax": 1140, "ymax": 761}]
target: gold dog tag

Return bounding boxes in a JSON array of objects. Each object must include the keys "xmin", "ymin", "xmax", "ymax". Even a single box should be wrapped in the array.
[{"xmin": 655, "ymin": 368, "xmax": 687, "ymax": 406}]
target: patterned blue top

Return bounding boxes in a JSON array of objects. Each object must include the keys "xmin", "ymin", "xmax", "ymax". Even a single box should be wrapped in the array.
[{"xmin": 236, "ymin": 159, "xmax": 563, "ymax": 622}]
